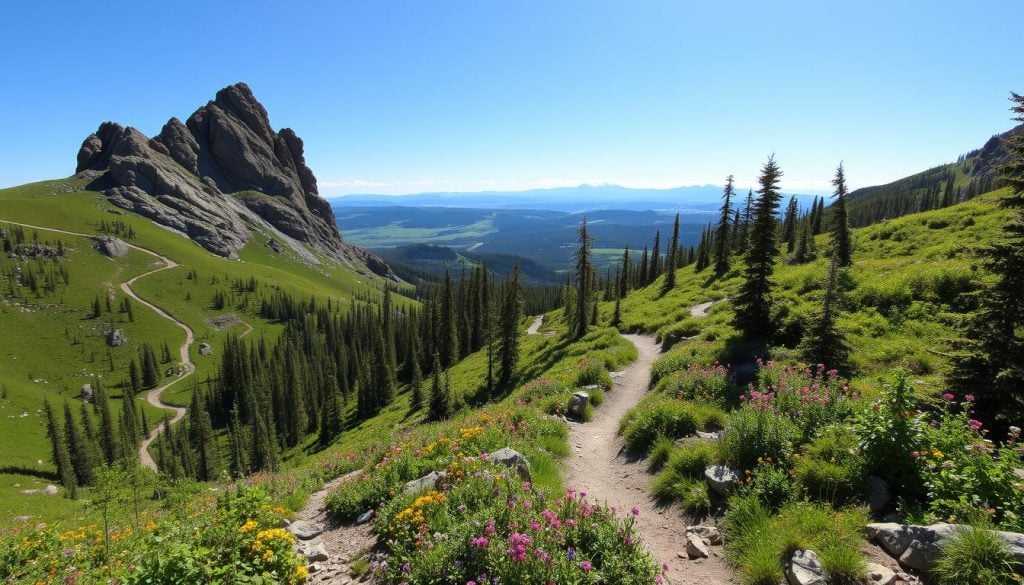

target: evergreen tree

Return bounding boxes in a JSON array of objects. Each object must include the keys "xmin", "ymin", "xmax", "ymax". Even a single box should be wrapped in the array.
[
  {"xmin": 94, "ymin": 379, "xmax": 118, "ymax": 464},
  {"xmin": 637, "ymin": 246, "xmax": 649, "ymax": 288},
  {"xmin": 92, "ymin": 295, "xmax": 103, "ymax": 318},
  {"xmin": 573, "ymin": 220, "xmax": 594, "ymax": 339},
  {"xmin": 741, "ymin": 188, "xmax": 755, "ymax": 246},
  {"xmin": 663, "ymin": 214, "xmax": 681, "ymax": 289},
  {"xmin": 619, "ymin": 247, "xmax": 630, "ymax": 298},
  {"xmin": 811, "ymin": 196, "xmax": 826, "ymax": 235},
  {"xmin": 650, "ymin": 231, "xmax": 661, "ymax": 283},
  {"xmin": 781, "ymin": 196, "xmax": 799, "ymax": 253},
  {"xmin": 714, "ymin": 175, "xmax": 735, "ymax": 275},
  {"xmin": 800, "ymin": 257, "xmax": 850, "ymax": 371},
  {"xmin": 141, "ymin": 344, "xmax": 159, "ymax": 388},
  {"xmin": 408, "ymin": 339, "xmax": 424, "ymax": 411},
  {"xmin": 949, "ymin": 93, "xmax": 1024, "ymax": 432},
  {"xmin": 733, "ymin": 155, "xmax": 785, "ymax": 338},
  {"xmin": 498, "ymin": 263, "xmax": 523, "ymax": 390},
  {"xmin": 694, "ymin": 225, "xmax": 711, "ymax": 273},
  {"xmin": 44, "ymin": 400, "xmax": 76, "ymax": 498},
  {"xmin": 318, "ymin": 384, "xmax": 344, "ymax": 449},
  {"xmin": 64, "ymin": 402, "xmax": 95, "ymax": 486},
  {"xmin": 440, "ymin": 271, "xmax": 460, "ymax": 369},
  {"xmin": 830, "ymin": 163, "xmax": 853, "ymax": 267},
  {"xmin": 428, "ymin": 353, "xmax": 450, "ymax": 421},
  {"xmin": 189, "ymin": 389, "xmax": 220, "ymax": 481},
  {"xmin": 793, "ymin": 217, "xmax": 815, "ymax": 264},
  {"xmin": 128, "ymin": 359, "xmax": 141, "ymax": 394}
]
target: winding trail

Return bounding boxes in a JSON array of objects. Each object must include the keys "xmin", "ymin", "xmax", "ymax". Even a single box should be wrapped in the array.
[
  {"xmin": 526, "ymin": 314, "xmax": 544, "ymax": 334},
  {"xmin": 0, "ymin": 219, "xmax": 196, "ymax": 470},
  {"xmin": 563, "ymin": 332, "xmax": 734, "ymax": 584}
]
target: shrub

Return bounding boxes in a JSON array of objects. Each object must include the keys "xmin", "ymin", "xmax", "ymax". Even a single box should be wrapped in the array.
[
  {"xmin": 620, "ymin": 397, "xmax": 697, "ymax": 454},
  {"xmin": 724, "ymin": 498, "xmax": 867, "ymax": 585},
  {"xmin": 932, "ymin": 525, "xmax": 1023, "ymax": 585},
  {"xmin": 575, "ymin": 357, "xmax": 612, "ymax": 389},
  {"xmin": 326, "ymin": 474, "xmax": 393, "ymax": 521},
  {"xmin": 854, "ymin": 371, "xmax": 925, "ymax": 497},
  {"xmin": 721, "ymin": 405, "xmax": 797, "ymax": 472},
  {"xmin": 647, "ymin": 435, "xmax": 675, "ymax": 472},
  {"xmin": 794, "ymin": 425, "xmax": 865, "ymax": 505},
  {"xmin": 587, "ymin": 386, "xmax": 605, "ymax": 407},
  {"xmin": 666, "ymin": 442, "xmax": 718, "ymax": 479},
  {"xmin": 656, "ymin": 363, "xmax": 738, "ymax": 407},
  {"xmin": 743, "ymin": 463, "xmax": 797, "ymax": 513},
  {"xmin": 745, "ymin": 361, "xmax": 856, "ymax": 444}
]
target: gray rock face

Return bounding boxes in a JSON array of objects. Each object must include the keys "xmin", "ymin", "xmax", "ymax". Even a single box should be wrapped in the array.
[
  {"xmin": 687, "ymin": 525, "xmax": 722, "ymax": 545},
  {"xmin": 198, "ymin": 343, "xmax": 213, "ymax": 356},
  {"xmin": 94, "ymin": 236, "xmax": 129, "ymax": 258},
  {"xmin": 785, "ymin": 549, "xmax": 825, "ymax": 585},
  {"xmin": 403, "ymin": 471, "xmax": 446, "ymax": 495},
  {"xmin": 107, "ymin": 328, "xmax": 127, "ymax": 347},
  {"xmin": 487, "ymin": 447, "xmax": 532, "ymax": 481},
  {"xmin": 356, "ymin": 509, "xmax": 374, "ymax": 525},
  {"xmin": 80, "ymin": 383, "xmax": 94, "ymax": 402},
  {"xmin": 705, "ymin": 465, "xmax": 741, "ymax": 497},
  {"xmin": 76, "ymin": 83, "xmax": 393, "ymax": 277}
]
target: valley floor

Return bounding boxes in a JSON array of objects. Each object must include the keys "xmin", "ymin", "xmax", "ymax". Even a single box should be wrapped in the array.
[{"xmin": 563, "ymin": 333, "xmax": 733, "ymax": 585}]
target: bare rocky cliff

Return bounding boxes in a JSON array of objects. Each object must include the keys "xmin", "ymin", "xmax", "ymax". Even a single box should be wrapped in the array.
[{"xmin": 76, "ymin": 82, "xmax": 391, "ymax": 278}]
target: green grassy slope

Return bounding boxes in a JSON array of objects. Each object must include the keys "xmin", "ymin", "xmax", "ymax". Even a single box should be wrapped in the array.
[
  {"xmin": 0, "ymin": 178, "xmax": 401, "ymax": 526},
  {"xmin": 610, "ymin": 188, "xmax": 1008, "ymax": 396}
]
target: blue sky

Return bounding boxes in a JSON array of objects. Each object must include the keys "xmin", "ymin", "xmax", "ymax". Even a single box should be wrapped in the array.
[{"xmin": 1, "ymin": 0, "xmax": 1021, "ymax": 196}]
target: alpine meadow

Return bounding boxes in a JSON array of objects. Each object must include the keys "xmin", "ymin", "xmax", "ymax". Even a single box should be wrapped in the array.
[{"xmin": 1, "ymin": 3, "xmax": 1023, "ymax": 584}]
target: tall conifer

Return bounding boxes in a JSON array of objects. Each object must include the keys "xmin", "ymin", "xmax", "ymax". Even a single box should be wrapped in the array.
[{"xmin": 733, "ymin": 155, "xmax": 784, "ymax": 338}]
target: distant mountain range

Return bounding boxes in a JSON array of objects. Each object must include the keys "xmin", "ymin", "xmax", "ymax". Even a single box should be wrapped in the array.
[{"xmin": 331, "ymin": 184, "xmax": 822, "ymax": 213}]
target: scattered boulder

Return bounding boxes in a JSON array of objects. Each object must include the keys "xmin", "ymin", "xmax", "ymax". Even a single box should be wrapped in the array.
[
  {"xmin": 403, "ymin": 471, "xmax": 446, "ymax": 495},
  {"xmin": 286, "ymin": 520, "xmax": 323, "ymax": 541},
  {"xmin": 866, "ymin": 476, "xmax": 892, "ymax": 513},
  {"xmin": 785, "ymin": 549, "xmax": 826, "ymax": 585},
  {"xmin": 685, "ymin": 534, "xmax": 709, "ymax": 559},
  {"xmin": 80, "ymin": 383, "xmax": 94, "ymax": 403},
  {"xmin": 865, "ymin": 522, "xmax": 1024, "ymax": 571},
  {"xmin": 93, "ymin": 236, "xmax": 129, "ymax": 258},
  {"xmin": 21, "ymin": 485, "xmax": 59, "ymax": 496},
  {"xmin": 265, "ymin": 238, "xmax": 284, "ymax": 253},
  {"xmin": 107, "ymin": 328, "xmax": 127, "ymax": 347},
  {"xmin": 298, "ymin": 541, "xmax": 329, "ymax": 562},
  {"xmin": 356, "ymin": 509, "xmax": 374, "ymax": 525},
  {"xmin": 695, "ymin": 430, "xmax": 725, "ymax": 441},
  {"xmin": 704, "ymin": 465, "xmax": 741, "ymax": 497},
  {"xmin": 687, "ymin": 525, "xmax": 722, "ymax": 545},
  {"xmin": 567, "ymin": 391, "xmax": 590, "ymax": 419},
  {"xmin": 486, "ymin": 447, "xmax": 532, "ymax": 481},
  {"xmin": 198, "ymin": 343, "xmax": 213, "ymax": 356},
  {"xmin": 865, "ymin": 562, "xmax": 897, "ymax": 585}
]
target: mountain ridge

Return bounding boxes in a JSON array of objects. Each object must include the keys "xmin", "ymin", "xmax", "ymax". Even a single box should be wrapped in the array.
[{"xmin": 74, "ymin": 82, "xmax": 392, "ymax": 279}]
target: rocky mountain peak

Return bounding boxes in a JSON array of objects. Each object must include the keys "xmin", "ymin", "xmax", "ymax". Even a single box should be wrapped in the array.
[{"xmin": 75, "ymin": 83, "xmax": 391, "ymax": 278}]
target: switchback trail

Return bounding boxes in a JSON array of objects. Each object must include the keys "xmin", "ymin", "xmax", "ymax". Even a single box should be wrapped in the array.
[
  {"xmin": 563, "ymin": 332, "xmax": 734, "ymax": 584},
  {"xmin": 0, "ymin": 219, "xmax": 199, "ymax": 470}
]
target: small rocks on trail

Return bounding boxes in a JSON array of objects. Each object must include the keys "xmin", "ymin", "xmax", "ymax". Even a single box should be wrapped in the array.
[
  {"xmin": 286, "ymin": 520, "xmax": 323, "ymax": 541},
  {"xmin": 685, "ymin": 534, "xmax": 710, "ymax": 559}
]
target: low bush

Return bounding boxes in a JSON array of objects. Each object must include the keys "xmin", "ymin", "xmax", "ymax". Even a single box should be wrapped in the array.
[
  {"xmin": 666, "ymin": 441, "xmax": 718, "ymax": 479},
  {"xmin": 723, "ymin": 496, "xmax": 867, "ymax": 585},
  {"xmin": 575, "ymin": 356, "xmax": 612, "ymax": 389},
  {"xmin": 742, "ymin": 462, "xmax": 798, "ymax": 513},
  {"xmin": 620, "ymin": 397, "xmax": 697, "ymax": 453},
  {"xmin": 655, "ymin": 363, "xmax": 738, "ymax": 407},
  {"xmin": 932, "ymin": 525, "xmax": 1023, "ymax": 585},
  {"xmin": 720, "ymin": 405, "xmax": 797, "ymax": 472},
  {"xmin": 647, "ymin": 435, "xmax": 675, "ymax": 472}
]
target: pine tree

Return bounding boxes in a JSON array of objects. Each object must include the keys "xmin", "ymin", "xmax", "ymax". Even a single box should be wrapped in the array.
[
  {"xmin": 92, "ymin": 295, "xmax": 103, "ymax": 318},
  {"xmin": 637, "ymin": 246, "xmax": 649, "ymax": 288},
  {"xmin": 830, "ymin": 163, "xmax": 853, "ymax": 267},
  {"xmin": 574, "ymin": 220, "xmax": 594, "ymax": 340},
  {"xmin": 799, "ymin": 257, "xmax": 850, "ymax": 371},
  {"xmin": 64, "ymin": 402, "xmax": 95, "ymax": 486},
  {"xmin": 793, "ymin": 217, "xmax": 815, "ymax": 264},
  {"xmin": 650, "ymin": 231, "xmax": 661, "ymax": 283},
  {"xmin": 440, "ymin": 271, "xmax": 460, "ymax": 369},
  {"xmin": 318, "ymin": 384, "xmax": 343, "ymax": 449},
  {"xmin": 44, "ymin": 400, "xmax": 76, "ymax": 498},
  {"xmin": 619, "ymin": 247, "xmax": 630, "ymax": 298},
  {"xmin": 733, "ymin": 155, "xmax": 784, "ymax": 338},
  {"xmin": 141, "ymin": 344, "xmax": 159, "ymax": 388},
  {"xmin": 498, "ymin": 263, "xmax": 523, "ymax": 390},
  {"xmin": 408, "ymin": 338, "xmax": 424, "ymax": 411},
  {"xmin": 189, "ymin": 389, "xmax": 220, "ymax": 481},
  {"xmin": 94, "ymin": 379, "xmax": 118, "ymax": 464},
  {"xmin": 741, "ymin": 188, "xmax": 755, "ymax": 246},
  {"xmin": 714, "ymin": 175, "xmax": 735, "ymax": 275},
  {"xmin": 781, "ymin": 196, "xmax": 799, "ymax": 253},
  {"xmin": 128, "ymin": 359, "xmax": 141, "ymax": 394},
  {"xmin": 811, "ymin": 196, "xmax": 826, "ymax": 235},
  {"xmin": 694, "ymin": 225, "xmax": 711, "ymax": 272},
  {"xmin": 663, "ymin": 214, "xmax": 681, "ymax": 290},
  {"xmin": 428, "ymin": 353, "xmax": 450, "ymax": 421},
  {"xmin": 949, "ymin": 93, "xmax": 1024, "ymax": 432}
]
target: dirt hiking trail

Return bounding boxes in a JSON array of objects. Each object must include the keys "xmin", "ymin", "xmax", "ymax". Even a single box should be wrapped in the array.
[{"xmin": 563, "ymin": 333, "xmax": 734, "ymax": 584}]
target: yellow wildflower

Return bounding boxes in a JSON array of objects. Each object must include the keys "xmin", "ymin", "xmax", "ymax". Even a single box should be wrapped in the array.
[{"xmin": 240, "ymin": 519, "xmax": 259, "ymax": 533}]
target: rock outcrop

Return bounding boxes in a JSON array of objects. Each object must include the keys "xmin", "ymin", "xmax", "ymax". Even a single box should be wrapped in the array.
[{"xmin": 75, "ymin": 83, "xmax": 392, "ymax": 278}]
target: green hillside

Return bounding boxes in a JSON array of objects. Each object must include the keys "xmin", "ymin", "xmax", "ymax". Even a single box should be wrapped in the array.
[{"xmin": 0, "ymin": 177, "xmax": 399, "ymax": 526}]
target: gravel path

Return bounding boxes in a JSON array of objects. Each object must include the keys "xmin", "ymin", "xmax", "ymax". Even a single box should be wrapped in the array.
[{"xmin": 563, "ymin": 333, "xmax": 735, "ymax": 584}]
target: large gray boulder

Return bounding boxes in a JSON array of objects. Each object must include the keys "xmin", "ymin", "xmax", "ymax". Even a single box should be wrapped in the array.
[
  {"xmin": 107, "ymin": 328, "xmax": 127, "ymax": 347},
  {"xmin": 403, "ymin": 471, "xmax": 446, "ymax": 495},
  {"xmin": 567, "ymin": 391, "xmax": 589, "ymax": 419},
  {"xmin": 866, "ymin": 522, "xmax": 1024, "ymax": 571},
  {"xmin": 75, "ymin": 83, "xmax": 394, "ymax": 278},
  {"xmin": 93, "ymin": 236, "xmax": 129, "ymax": 258},
  {"xmin": 487, "ymin": 447, "xmax": 531, "ymax": 481},
  {"xmin": 286, "ymin": 520, "xmax": 323, "ymax": 541},
  {"xmin": 785, "ymin": 549, "xmax": 826, "ymax": 585}
]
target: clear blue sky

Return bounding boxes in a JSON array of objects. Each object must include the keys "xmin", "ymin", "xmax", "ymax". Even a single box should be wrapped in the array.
[{"xmin": 2, "ymin": 0, "xmax": 1021, "ymax": 196}]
